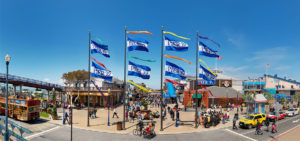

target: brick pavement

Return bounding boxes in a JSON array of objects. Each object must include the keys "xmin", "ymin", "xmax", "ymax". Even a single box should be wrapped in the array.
[{"xmin": 52, "ymin": 104, "xmax": 246, "ymax": 134}]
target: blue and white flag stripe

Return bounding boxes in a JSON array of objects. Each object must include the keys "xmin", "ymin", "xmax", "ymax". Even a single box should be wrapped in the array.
[
  {"xmin": 127, "ymin": 37, "xmax": 149, "ymax": 52},
  {"xmin": 199, "ymin": 65, "xmax": 216, "ymax": 81},
  {"xmin": 198, "ymin": 41, "xmax": 219, "ymax": 58},
  {"xmin": 164, "ymin": 36, "xmax": 188, "ymax": 52},
  {"xmin": 91, "ymin": 61, "xmax": 112, "ymax": 82},
  {"xmin": 91, "ymin": 40, "xmax": 110, "ymax": 58},
  {"xmin": 165, "ymin": 61, "xmax": 186, "ymax": 80},
  {"xmin": 128, "ymin": 61, "xmax": 151, "ymax": 79}
]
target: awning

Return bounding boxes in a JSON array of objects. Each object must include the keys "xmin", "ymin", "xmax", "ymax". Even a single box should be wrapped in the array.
[
  {"xmin": 69, "ymin": 93, "xmax": 110, "ymax": 96},
  {"xmin": 192, "ymin": 94, "xmax": 202, "ymax": 99}
]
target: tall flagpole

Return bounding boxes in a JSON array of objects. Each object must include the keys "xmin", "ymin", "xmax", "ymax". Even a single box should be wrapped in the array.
[
  {"xmin": 195, "ymin": 31, "xmax": 199, "ymax": 128},
  {"xmin": 123, "ymin": 26, "xmax": 127, "ymax": 129},
  {"xmin": 160, "ymin": 26, "xmax": 164, "ymax": 131},
  {"xmin": 87, "ymin": 30, "xmax": 91, "ymax": 127}
]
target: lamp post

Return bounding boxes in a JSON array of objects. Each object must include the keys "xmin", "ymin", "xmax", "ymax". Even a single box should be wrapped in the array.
[
  {"xmin": 237, "ymin": 92, "xmax": 239, "ymax": 120},
  {"xmin": 5, "ymin": 54, "xmax": 11, "ymax": 141},
  {"xmin": 107, "ymin": 89, "xmax": 111, "ymax": 126}
]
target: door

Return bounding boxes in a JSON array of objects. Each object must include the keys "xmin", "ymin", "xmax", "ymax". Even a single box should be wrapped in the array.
[{"xmin": 261, "ymin": 103, "xmax": 265, "ymax": 114}]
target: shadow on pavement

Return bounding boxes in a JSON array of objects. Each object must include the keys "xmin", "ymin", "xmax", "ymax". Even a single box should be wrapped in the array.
[{"xmin": 27, "ymin": 118, "xmax": 49, "ymax": 124}]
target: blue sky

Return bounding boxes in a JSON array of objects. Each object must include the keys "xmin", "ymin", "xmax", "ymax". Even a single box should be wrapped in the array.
[{"xmin": 1, "ymin": 0, "xmax": 300, "ymax": 89}]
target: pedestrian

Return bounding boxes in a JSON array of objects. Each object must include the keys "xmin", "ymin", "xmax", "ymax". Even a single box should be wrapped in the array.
[
  {"xmin": 125, "ymin": 111, "xmax": 129, "ymax": 121},
  {"xmin": 241, "ymin": 105, "xmax": 243, "ymax": 114},
  {"xmin": 176, "ymin": 110, "xmax": 180, "ymax": 121},
  {"xmin": 226, "ymin": 111, "xmax": 230, "ymax": 121},
  {"xmin": 170, "ymin": 109, "xmax": 175, "ymax": 121},
  {"xmin": 112, "ymin": 108, "xmax": 119, "ymax": 118},
  {"xmin": 265, "ymin": 117, "xmax": 270, "ymax": 132},
  {"xmin": 64, "ymin": 111, "xmax": 69, "ymax": 125},
  {"xmin": 272, "ymin": 122, "xmax": 277, "ymax": 133},
  {"xmin": 232, "ymin": 115, "xmax": 238, "ymax": 130}
]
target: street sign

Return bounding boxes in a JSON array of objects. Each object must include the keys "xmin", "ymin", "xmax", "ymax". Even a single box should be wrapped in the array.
[{"xmin": 199, "ymin": 80, "xmax": 216, "ymax": 85}]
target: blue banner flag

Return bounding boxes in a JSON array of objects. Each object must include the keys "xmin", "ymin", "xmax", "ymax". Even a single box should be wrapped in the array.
[
  {"xmin": 164, "ymin": 36, "xmax": 188, "ymax": 52},
  {"xmin": 165, "ymin": 61, "xmax": 186, "ymax": 80},
  {"xmin": 127, "ymin": 37, "xmax": 149, "ymax": 52},
  {"xmin": 198, "ymin": 41, "xmax": 219, "ymax": 58},
  {"xmin": 128, "ymin": 61, "xmax": 151, "ymax": 79},
  {"xmin": 90, "ymin": 80, "xmax": 107, "ymax": 100},
  {"xmin": 199, "ymin": 65, "xmax": 216, "ymax": 81},
  {"xmin": 91, "ymin": 61, "xmax": 112, "ymax": 82},
  {"xmin": 91, "ymin": 40, "xmax": 110, "ymax": 58}
]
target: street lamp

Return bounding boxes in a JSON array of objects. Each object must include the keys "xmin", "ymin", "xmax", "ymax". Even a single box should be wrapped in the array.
[
  {"xmin": 107, "ymin": 89, "xmax": 111, "ymax": 126},
  {"xmin": 5, "ymin": 54, "xmax": 11, "ymax": 141}
]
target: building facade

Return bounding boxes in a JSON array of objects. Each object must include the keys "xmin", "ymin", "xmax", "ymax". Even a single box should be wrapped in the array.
[
  {"xmin": 64, "ymin": 78, "xmax": 123, "ymax": 107},
  {"xmin": 243, "ymin": 74, "xmax": 300, "ymax": 101}
]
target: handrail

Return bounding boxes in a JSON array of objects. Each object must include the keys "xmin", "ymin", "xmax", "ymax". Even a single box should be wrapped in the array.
[
  {"xmin": 0, "ymin": 73, "xmax": 63, "ymax": 89},
  {"xmin": 0, "ymin": 116, "xmax": 32, "ymax": 134},
  {"xmin": 0, "ymin": 124, "xmax": 27, "ymax": 141}
]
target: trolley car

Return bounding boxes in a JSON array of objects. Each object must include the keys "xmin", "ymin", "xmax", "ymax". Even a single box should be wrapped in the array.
[{"xmin": 0, "ymin": 97, "xmax": 40, "ymax": 121}]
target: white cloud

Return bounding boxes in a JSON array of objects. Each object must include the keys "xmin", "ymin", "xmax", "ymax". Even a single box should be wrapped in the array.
[
  {"xmin": 246, "ymin": 47, "xmax": 288, "ymax": 62},
  {"xmin": 43, "ymin": 78, "xmax": 50, "ymax": 82},
  {"xmin": 223, "ymin": 29, "xmax": 246, "ymax": 49},
  {"xmin": 274, "ymin": 66, "xmax": 291, "ymax": 71},
  {"xmin": 221, "ymin": 66, "xmax": 248, "ymax": 72}
]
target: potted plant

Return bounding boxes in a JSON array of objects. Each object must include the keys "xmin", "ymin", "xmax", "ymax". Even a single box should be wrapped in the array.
[{"xmin": 51, "ymin": 105, "xmax": 58, "ymax": 120}]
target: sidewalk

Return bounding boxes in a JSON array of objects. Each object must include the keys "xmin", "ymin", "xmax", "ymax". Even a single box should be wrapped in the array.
[
  {"xmin": 50, "ymin": 105, "xmax": 245, "ymax": 135},
  {"xmin": 272, "ymin": 125, "xmax": 300, "ymax": 141}
]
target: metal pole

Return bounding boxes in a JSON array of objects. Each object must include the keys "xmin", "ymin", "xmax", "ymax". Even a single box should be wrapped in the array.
[
  {"xmin": 63, "ymin": 92, "xmax": 65, "ymax": 125},
  {"xmin": 107, "ymin": 104, "xmax": 110, "ymax": 126},
  {"xmin": 71, "ymin": 106, "xmax": 73, "ymax": 141},
  {"xmin": 5, "ymin": 61, "xmax": 9, "ymax": 141},
  {"xmin": 160, "ymin": 26, "xmax": 164, "ymax": 131},
  {"xmin": 195, "ymin": 31, "xmax": 199, "ymax": 128},
  {"xmin": 237, "ymin": 92, "xmax": 239, "ymax": 120},
  {"xmin": 87, "ymin": 30, "xmax": 91, "ymax": 126},
  {"xmin": 123, "ymin": 26, "xmax": 127, "ymax": 130}
]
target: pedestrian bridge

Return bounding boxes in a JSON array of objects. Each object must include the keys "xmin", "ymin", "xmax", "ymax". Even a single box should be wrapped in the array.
[{"xmin": 0, "ymin": 73, "xmax": 62, "ymax": 91}]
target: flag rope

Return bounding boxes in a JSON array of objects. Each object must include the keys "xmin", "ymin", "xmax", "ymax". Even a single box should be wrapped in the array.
[
  {"xmin": 126, "ymin": 31, "xmax": 153, "ymax": 35},
  {"xmin": 128, "ymin": 55, "xmax": 156, "ymax": 62},
  {"xmin": 199, "ymin": 59, "xmax": 216, "ymax": 76},
  {"xmin": 127, "ymin": 80, "xmax": 152, "ymax": 92},
  {"xmin": 165, "ymin": 54, "xmax": 191, "ymax": 64},
  {"xmin": 163, "ymin": 31, "xmax": 190, "ymax": 40}
]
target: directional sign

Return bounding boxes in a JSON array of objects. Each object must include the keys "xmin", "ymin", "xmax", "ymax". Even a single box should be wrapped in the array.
[{"xmin": 199, "ymin": 80, "xmax": 215, "ymax": 85}]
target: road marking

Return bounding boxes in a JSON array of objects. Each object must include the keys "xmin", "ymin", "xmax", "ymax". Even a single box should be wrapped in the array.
[
  {"xmin": 269, "ymin": 124, "xmax": 300, "ymax": 141},
  {"xmin": 241, "ymin": 115, "xmax": 300, "ymax": 135},
  {"xmin": 25, "ymin": 126, "xmax": 61, "ymax": 139},
  {"xmin": 292, "ymin": 119, "xmax": 299, "ymax": 123},
  {"xmin": 225, "ymin": 129, "xmax": 257, "ymax": 141}
]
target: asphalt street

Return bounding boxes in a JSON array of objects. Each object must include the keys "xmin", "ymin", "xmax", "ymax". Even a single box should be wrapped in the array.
[
  {"xmin": 29, "ymin": 127, "xmax": 248, "ymax": 141},
  {"xmin": 27, "ymin": 114, "xmax": 300, "ymax": 141},
  {"xmin": 225, "ymin": 114, "xmax": 300, "ymax": 141}
]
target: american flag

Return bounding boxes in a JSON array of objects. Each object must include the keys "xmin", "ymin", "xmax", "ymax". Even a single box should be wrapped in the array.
[
  {"xmin": 217, "ymin": 56, "xmax": 223, "ymax": 60},
  {"xmin": 266, "ymin": 64, "xmax": 270, "ymax": 68}
]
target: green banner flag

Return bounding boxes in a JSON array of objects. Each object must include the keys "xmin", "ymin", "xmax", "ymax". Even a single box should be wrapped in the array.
[{"xmin": 128, "ymin": 55, "xmax": 156, "ymax": 62}]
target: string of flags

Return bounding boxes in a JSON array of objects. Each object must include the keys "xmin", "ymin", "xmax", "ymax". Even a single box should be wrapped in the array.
[
  {"xmin": 88, "ymin": 29, "xmax": 222, "ymax": 95},
  {"xmin": 163, "ymin": 31, "xmax": 190, "ymax": 85}
]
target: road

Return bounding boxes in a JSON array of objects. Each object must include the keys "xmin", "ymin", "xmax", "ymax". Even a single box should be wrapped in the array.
[
  {"xmin": 225, "ymin": 114, "xmax": 300, "ymax": 141},
  {"xmin": 0, "ymin": 113, "xmax": 293, "ymax": 141}
]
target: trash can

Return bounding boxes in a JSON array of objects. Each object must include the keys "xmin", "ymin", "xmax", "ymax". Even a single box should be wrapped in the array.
[{"xmin": 116, "ymin": 121, "xmax": 122, "ymax": 130}]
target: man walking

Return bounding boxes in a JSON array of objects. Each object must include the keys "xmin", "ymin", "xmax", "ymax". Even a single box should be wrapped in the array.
[
  {"xmin": 112, "ymin": 108, "xmax": 119, "ymax": 118},
  {"xmin": 232, "ymin": 115, "xmax": 238, "ymax": 130}
]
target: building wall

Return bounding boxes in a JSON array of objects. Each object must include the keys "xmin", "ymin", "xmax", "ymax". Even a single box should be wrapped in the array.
[{"xmin": 265, "ymin": 76, "xmax": 300, "ymax": 89}]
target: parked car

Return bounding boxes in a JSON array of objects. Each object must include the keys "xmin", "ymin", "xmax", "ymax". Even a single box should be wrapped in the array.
[
  {"xmin": 267, "ymin": 112, "xmax": 285, "ymax": 121},
  {"xmin": 286, "ymin": 108, "xmax": 298, "ymax": 116},
  {"xmin": 239, "ymin": 114, "xmax": 266, "ymax": 129},
  {"xmin": 279, "ymin": 111, "xmax": 286, "ymax": 119}
]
